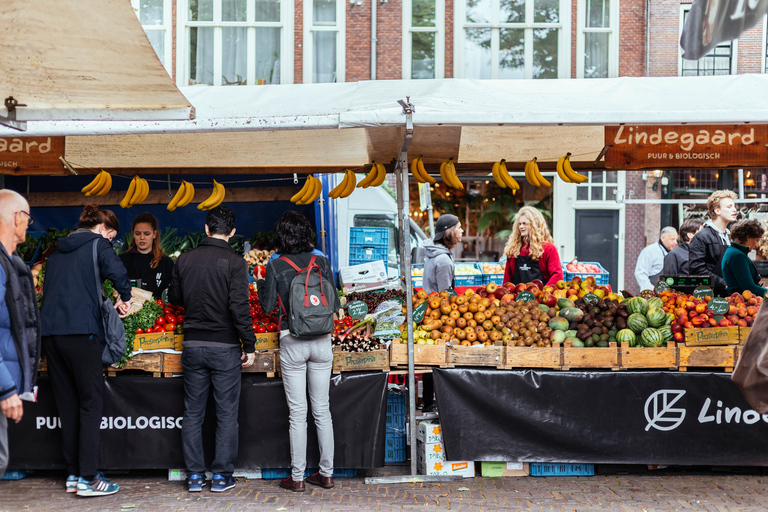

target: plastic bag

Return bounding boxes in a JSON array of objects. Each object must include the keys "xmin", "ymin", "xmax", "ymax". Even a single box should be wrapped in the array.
[{"xmin": 371, "ymin": 300, "xmax": 405, "ymax": 339}]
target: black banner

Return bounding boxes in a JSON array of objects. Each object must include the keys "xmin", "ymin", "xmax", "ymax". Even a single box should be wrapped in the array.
[
  {"xmin": 8, "ymin": 372, "xmax": 387, "ymax": 470},
  {"xmin": 433, "ymin": 369, "xmax": 768, "ymax": 465},
  {"xmin": 680, "ymin": 0, "xmax": 768, "ymax": 60}
]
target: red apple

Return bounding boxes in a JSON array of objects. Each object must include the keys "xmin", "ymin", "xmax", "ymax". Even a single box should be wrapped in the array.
[
  {"xmin": 541, "ymin": 292, "xmax": 557, "ymax": 308},
  {"xmin": 670, "ymin": 322, "xmax": 682, "ymax": 333},
  {"xmin": 501, "ymin": 294, "xmax": 516, "ymax": 304},
  {"xmin": 494, "ymin": 287, "xmax": 509, "ymax": 300},
  {"xmin": 515, "ymin": 283, "xmax": 527, "ymax": 293},
  {"xmin": 485, "ymin": 282, "xmax": 498, "ymax": 294},
  {"xmin": 530, "ymin": 279, "xmax": 543, "ymax": 290}
]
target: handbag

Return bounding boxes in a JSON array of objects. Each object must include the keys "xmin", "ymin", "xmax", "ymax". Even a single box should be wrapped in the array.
[
  {"xmin": 731, "ymin": 299, "xmax": 768, "ymax": 413},
  {"xmin": 92, "ymin": 240, "xmax": 126, "ymax": 365}
]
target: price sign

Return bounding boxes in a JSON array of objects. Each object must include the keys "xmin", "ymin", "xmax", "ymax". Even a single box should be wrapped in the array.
[
  {"xmin": 583, "ymin": 293, "xmax": 599, "ymax": 304},
  {"xmin": 447, "ymin": 288, "xmax": 458, "ymax": 298},
  {"xmin": 707, "ymin": 298, "xmax": 729, "ymax": 315},
  {"xmin": 693, "ymin": 286, "xmax": 714, "ymax": 299},
  {"xmin": 412, "ymin": 301, "xmax": 428, "ymax": 323},
  {"xmin": 516, "ymin": 291, "xmax": 535, "ymax": 303},
  {"xmin": 655, "ymin": 280, "xmax": 670, "ymax": 293},
  {"xmin": 347, "ymin": 300, "xmax": 368, "ymax": 320}
]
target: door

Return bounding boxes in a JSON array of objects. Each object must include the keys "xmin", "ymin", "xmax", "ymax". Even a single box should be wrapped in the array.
[{"xmin": 575, "ymin": 210, "xmax": 619, "ymax": 291}]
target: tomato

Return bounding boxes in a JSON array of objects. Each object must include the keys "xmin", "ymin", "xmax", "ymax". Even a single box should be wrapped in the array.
[
  {"xmin": 155, "ymin": 316, "xmax": 166, "ymax": 326},
  {"xmin": 266, "ymin": 323, "xmax": 278, "ymax": 332},
  {"xmin": 250, "ymin": 310, "xmax": 259, "ymax": 319},
  {"xmin": 176, "ymin": 306, "xmax": 184, "ymax": 314},
  {"xmin": 165, "ymin": 323, "xmax": 177, "ymax": 332},
  {"xmin": 255, "ymin": 325, "xmax": 267, "ymax": 334},
  {"xmin": 163, "ymin": 307, "xmax": 175, "ymax": 316},
  {"xmin": 165, "ymin": 314, "xmax": 177, "ymax": 324},
  {"xmin": 156, "ymin": 299, "xmax": 165, "ymax": 307},
  {"xmin": 136, "ymin": 328, "xmax": 144, "ymax": 334},
  {"xmin": 176, "ymin": 315, "xmax": 184, "ymax": 324},
  {"xmin": 175, "ymin": 325, "xmax": 183, "ymax": 334}
]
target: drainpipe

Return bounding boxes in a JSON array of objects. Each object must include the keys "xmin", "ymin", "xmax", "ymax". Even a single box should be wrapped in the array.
[
  {"xmin": 646, "ymin": 0, "xmax": 651, "ymax": 76},
  {"xmin": 371, "ymin": 0, "xmax": 377, "ymax": 80}
]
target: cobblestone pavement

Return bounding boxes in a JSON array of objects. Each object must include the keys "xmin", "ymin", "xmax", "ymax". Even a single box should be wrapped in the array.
[{"xmin": 2, "ymin": 467, "xmax": 767, "ymax": 512}]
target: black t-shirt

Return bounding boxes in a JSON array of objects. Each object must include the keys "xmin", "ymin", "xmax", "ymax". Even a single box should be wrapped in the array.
[{"xmin": 119, "ymin": 251, "xmax": 175, "ymax": 299}]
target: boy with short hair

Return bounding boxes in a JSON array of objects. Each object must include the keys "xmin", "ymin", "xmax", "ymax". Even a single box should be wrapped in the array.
[{"xmin": 688, "ymin": 189, "xmax": 738, "ymax": 295}]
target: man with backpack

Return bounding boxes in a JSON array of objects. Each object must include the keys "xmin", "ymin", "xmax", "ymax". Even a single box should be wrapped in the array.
[
  {"xmin": 168, "ymin": 206, "xmax": 256, "ymax": 493},
  {"xmin": 256, "ymin": 211, "xmax": 340, "ymax": 493}
]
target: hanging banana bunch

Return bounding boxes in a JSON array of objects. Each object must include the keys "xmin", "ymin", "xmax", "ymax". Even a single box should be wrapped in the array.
[
  {"xmin": 197, "ymin": 180, "xmax": 226, "ymax": 210},
  {"xmin": 491, "ymin": 160, "xmax": 520, "ymax": 192},
  {"xmin": 167, "ymin": 180, "xmax": 196, "ymax": 211},
  {"xmin": 357, "ymin": 161, "xmax": 387, "ymax": 189},
  {"xmin": 290, "ymin": 175, "xmax": 323, "ymax": 205},
  {"xmin": 439, "ymin": 158, "xmax": 463, "ymax": 190},
  {"xmin": 410, "ymin": 157, "xmax": 436, "ymax": 184},
  {"xmin": 81, "ymin": 170, "xmax": 113, "ymax": 197},
  {"xmin": 120, "ymin": 176, "xmax": 150, "ymax": 208},
  {"xmin": 524, "ymin": 158, "xmax": 551, "ymax": 187},
  {"xmin": 556, "ymin": 153, "xmax": 589, "ymax": 183},
  {"xmin": 328, "ymin": 170, "xmax": 357, "ymax": 199}
]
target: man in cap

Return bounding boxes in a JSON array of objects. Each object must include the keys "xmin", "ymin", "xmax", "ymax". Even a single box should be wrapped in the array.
[{"xmin": 422, "ymin": 214, "xmax": 463, "ymax": 295}]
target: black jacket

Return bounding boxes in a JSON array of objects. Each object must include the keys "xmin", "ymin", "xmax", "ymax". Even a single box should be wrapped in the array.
[
  {"xmin": 41, "ymin": 229, "xmax": 132, "ymax": 340},
  {"xmin": 661, "ymin": 242, "xmax": 691, "ymax": 276},
  {"xmin": 119, "ymin": 251, "xmax": 175, "ymax": 299},
  {"xmin": 257, "ymin": 252, "xmax": 340, "ymax": 332},
  {"xmin": 167, "ymin": 237, "xmax": 256, "ymax": 352},
  {"xmin": 688, "ymin": 224, "xmax": 729, "ymax": 293}
]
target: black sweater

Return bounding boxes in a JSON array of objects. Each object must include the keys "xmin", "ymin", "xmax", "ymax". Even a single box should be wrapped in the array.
[
  {"xmin": 119, "ymin": 251, "xmax": 174, "ymax": 299},
  {"xmin": 688, "ymin": 224, "xmax": 730, "ymax": 293}
]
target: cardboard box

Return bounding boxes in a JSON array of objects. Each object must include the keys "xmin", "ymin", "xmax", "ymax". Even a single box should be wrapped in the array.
[
  {"xmin": 133, "ymin": 331, "xmax": 176, "ymax": 351},
  {"xmin": 417, "ymin": 420, "xmax": 443, "ymax": 444},
  {"xmin": 416, "ymin": 420, "xmax": 475, "ymax": 477},
  {"xmin": 480, "ymin": 461, "xmax": 530, "ymax": 477},
  {"xmin": 253, "ymin": 332, "xmax": 279, "ymax": 351},
  {"xmin": 417, "ymin": 459, "xmax": 476, "ymax": 477},
  {"xmin": 417, "ymin": 440, "xmax": 446, "ymax": 463},
  {"xmin": 340, "ymin": 261, "xmax": 388, "ymax": 293}
]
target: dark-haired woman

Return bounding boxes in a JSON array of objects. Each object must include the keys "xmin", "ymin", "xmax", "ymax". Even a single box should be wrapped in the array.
[
  {"xmin": 661, "ymin": 218, "xmax": 704, "ymax": 276},
  {"xmin": 256, "ymin": 211, "xmax": 340, "ymax": 493},
  {"xmin": 40, "ymin": 205, "xmax": 132, "ymax": 497},
  {"xmin": 722, "ymin": 219, "xmax": 767, "ymax": 297},
  {"xmin": 119, "ymin": 213, "xmax": 174, "ymax": 299}
]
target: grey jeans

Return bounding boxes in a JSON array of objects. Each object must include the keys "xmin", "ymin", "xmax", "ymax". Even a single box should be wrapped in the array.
[{"xmin": 280, "ymin": 333, "xmax": 334, "ymax": 481}]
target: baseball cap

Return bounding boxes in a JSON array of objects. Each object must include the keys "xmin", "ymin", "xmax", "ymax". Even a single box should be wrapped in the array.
[{"xmin": 433, "ymin": 214, "xmax": 460, "ymax": 241}]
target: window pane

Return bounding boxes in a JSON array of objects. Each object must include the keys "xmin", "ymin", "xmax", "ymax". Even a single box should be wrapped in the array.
[
  {"xmin": 534, "ymin": 0, "xmax": 559, "ymax": 23},
  {"xmin": 586, "ymin": 0, "xmax": 609, "ymax": 28},
  {"xmin": 255, "ymin": 0, "xmax": 281, "ymax": 21},
  {"xmin": 607, "ymin": 186, "xmax": 617, "ymax": 199},
  {"xmin": 592, "ymin": 170, "xmax": 604, "ymax": 183},
  {"xmin": 577, "ymin": 186, "xmax": 589, "ymax": 200},
  {"xmin": 222, "ymin": 0, "xmax": 247, "ymax": 21},
  {"xmin": 499, "ymin": 28, "xmax": 525, "ymax": 78},
  {"xmin": 189, "ymin": 0, "xmax": 213, "ymax": 21},
  {"xmin": 533, "ymin": 28, "xmax": 558, "ymax": 78},
  {"xmin": 255, "ymin": 27, "xmax": 281, "ymax": 84},
  {"xmin": 466, "ymin": 0, "xmax": 491, "ymax": 24},
  {"xmin": 591, "ymin": 187, "xmax": 603, "ymax": 201},
  {"xmin": 189, "ymin": 27, "xmax": 214, "ymax": 85},
  {"xmin": 145, "ymin": 30, "xmax": 166, "ymax": 66},
  {"xmin": 464, "ymin": 28, "xmax": 492, "ymax": 78},
  {"xmin": 413, "ymin": 0, "xmax": 436, "ymax": 27},
  {"xmin": 313, "ymin": 31, "xmax": 337, "ymax": 82},
  {"xmin": 412, "ymin": 32, "xmax": 436, "ymax": 78},
  {"xmin": 222, "ymin": 27, "xmax": 247, "ymax": 85},
  {"xmin": 606, "ymin": 170, "xmax": 618, "ymax": 183},
  {"xmin": 584, "ymin": 32, "xmax": 609, "ymax": 78},
  {"xmin": 139, "ymin": 0, "xmax": 164, "ymax": 25},
  {"xmin": 314, "ymin": 0, "xmax": 336, "ymax": 24},
  {"xmin": 500, "ymin": 0, "xmax": 525, "ymax": 23}
]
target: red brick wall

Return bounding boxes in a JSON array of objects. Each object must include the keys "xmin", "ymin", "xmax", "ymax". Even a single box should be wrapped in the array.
[
  {"xmin": 346, "ymin": 3, "xmax": 372, "ymax": 81},
  {"xmin": 648, "ymin": 0, "xmax": 681, "ymax": 77},
  {"xmin": 172, "ymin": 0, "xmax": 177, "ymax": 82},
  {"xmin": 624, "ymin": 171, "xmax": 647, "ymax": 295},
  {"xmin": 294, "ymin": 0, "xmax": 303, "ymax": 83},
  {"xmin": 445, "ymin": 0, "xmax": 454, "ymax": 78},
  {"xmin": 737, "ymin": 20, "xmax": 766, "ymax": 73},
  {"xmin": 570, "ymin": 0, "xmax": 577, "ymax": 78},
  {"xmin": 376, "ymin": 0, "xmax": 403, "ymax": 79},
  {"xmin": 619, "ymin": 0, "xmax": 647, "ymax": 76}
]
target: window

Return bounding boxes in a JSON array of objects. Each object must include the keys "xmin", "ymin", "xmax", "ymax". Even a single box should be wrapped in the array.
[
  {"xmin": 576, "ymin": 170, "xmax": 620, "ymax": 202},
  {"xmin": 403, "ymin": 0, "xmax": 445, "ymax": 79},
  {"xmin": 679, "ymin": 7, "xmax": 736, "ymax": 76},
  {"xmin": 132, "ymin": 0, "xmax": 173, "ymax": 74},
  {"xmin": 179, "ymin": 0, "xmax": 293, "ymax": 86},
  {"xmin": 454, "ymin": 0, "xmax": 571, "ymax": 79},
  {"xmin": 303, "ymin": 0, "xmax": 346, "ymax": 83},
  {"xmin": 765, "ymin": 21, "xmax": 768, "ymax": 73},
  {"xmin": 576, "ymin": 0, "xmax": 618, "ymax": 78}
]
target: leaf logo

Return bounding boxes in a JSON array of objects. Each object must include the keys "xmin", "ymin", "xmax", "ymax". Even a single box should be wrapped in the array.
[{"xmin": 645, "ymin": 389, "xmax": 687, "ymax": 431}]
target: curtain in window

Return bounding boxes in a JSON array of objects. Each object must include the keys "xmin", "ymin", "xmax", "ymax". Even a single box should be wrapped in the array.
[
  {"xmin": 313, "ymin": 31, "xmax": 336, "ymax": 82},
  {"xmin": 191, "ymin": 27, "xmax": 214, "ymax": 85}
]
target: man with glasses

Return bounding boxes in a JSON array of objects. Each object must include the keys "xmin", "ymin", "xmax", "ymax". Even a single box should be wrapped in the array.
[{"xmin": 0, "ymin": 189, "xmax": 41, "ymax": 478}]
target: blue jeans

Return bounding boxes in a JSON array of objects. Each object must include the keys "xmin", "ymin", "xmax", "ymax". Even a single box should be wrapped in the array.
[
  {"xmin": 280, "ymin": 333, "xmax": 334, "ymax": 481},
  {"xmin": 181, "ymin": 346, "xmax": 242, "ymax": 478}
]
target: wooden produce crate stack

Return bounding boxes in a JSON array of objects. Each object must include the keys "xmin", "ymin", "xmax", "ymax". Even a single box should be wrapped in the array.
[
  {"xmin": 332, "ymin": 346, "xmax": 390, "ymax": 374},
  {"xmin": 503, "ymin": 342, "xmax": 562, "ymax": 370},
  {"xmin": 619, "ymin": 342, "xmax": 678, "ymax": 370},
  {"xmin": 389, "ymin": 340, "xmax": 449, "ymax": 369},
  {"xmin": 679, "ymin": 326, "xmax": 744, "ymax": 372},
  {"xmin": 562, "ymin": 341, "xmax": 619, "ymax": 371},
  {"xmin": 447, "ymin": 340, "xmax": 505, "ymax": 368}
]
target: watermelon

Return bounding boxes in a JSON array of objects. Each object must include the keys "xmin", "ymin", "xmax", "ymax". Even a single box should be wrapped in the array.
[
  {"xmin": 626, "ymin": 297, "xmax": 648, "ymax": 316},
  {"xmin": 657, "ymin": 325, "xmax": 673, "ymax": 342},
  {"xmin": 640, "ymin": 327, "xmax": 664, "ymax": 347},
  {"xmin": 616, "ymin": 328, "xmax": 637, "ymax": 347},
  {"xmin": 647, "ymin": 297, "xmax": 663, "ymax": 310},
  {"xmin": 665, "ymin": 312, "xmax": 674, "ymax": 326},
  {"xmin": 627, "ymin": 313, "xmax": 649, "ymax": 334},
  {"xmin": 646, "ymin": 307, "xmax": 667, "ymax": 328}
]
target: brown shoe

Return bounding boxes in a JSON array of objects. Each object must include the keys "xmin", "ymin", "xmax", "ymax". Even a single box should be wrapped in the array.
[
  {"xmin": 279, "ymin": 477, "xmax": 305, "ymax": 492},
  {"xmin": 306, "ymin": 472, "xmax": 335, "ymax": 489}
]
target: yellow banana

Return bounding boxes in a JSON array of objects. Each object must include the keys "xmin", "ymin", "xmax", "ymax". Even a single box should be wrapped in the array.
[
  {"xmin": 128, "ymin": 176, "xmax": 145, "ymax": 205},
  {"xmin": 295, "ymin": 175, "xmax": 318, "ymax": 204},
  {"xmin": 329, "ymin": 172, "xmax": 349, "ymax": 199},
  {"xmin": 524, "ymin": 160, "xmax": 540, "ymax": 187},
  {"xmin": 531, "ymin": 158, "xmax": 551, "ymax": 187},
  {"xmin": 491, "ymin": 161, "xmax": 506, "ymax": 188},
  {"xmin": 120, "ymin": 177, "xmax": 138, "ymax": 208},
  {"xmin": 197, "ymin": 181, "xmax": 220, "ymax": 210},
  {"xmin": 82, "ymin": 171, "xmax": 105, "ymax": 195},
  {"xmin": 563, "ymin": 153, "xmax": 589, "ymax": 183},
  {"xmin": 443, "ymin": 159, "xmax": 463, "ymax": 189},
  {"xmin": 371, "ymin": 162, "xmax": 387, "ymax": 187},
  {"xmin": 411, "ymin": 157, "xmax": 425, "ymax": 183},
  {"xmin": 357, "ymin": 163, "xmax": 378, "ymax": 188},
  {"xmin": 556, "ymin": 156, "xmax": 574, "ymax": 183},
  {"xmin": 417, "ymin": 157, "xmax": 436, "ymax": 184},
  {"xmin": 207, "ymin": 180, "xmax": 226, "ymax": 209},
  {"xmin": 178, "ymin": 180, "xmax": 195, "ymax": 207},
  {"xmin": 499, "ymin": 160, "xmax": 520, "ymax": 190},
  {"xmin": 290, "ymin": 176, "xmax": 313, "ymax": 203},
  {"xmin": 167, "ymin": 181, "xmax": 187, "ymax": 211},
  {"xmin": 339, "ymin": 170, "xmax": 357, "ymax": 198},
  {"xmin": 95, "ymin": 171, "xmax": 112, "ymax": 196},
  {"xmin": 139, "ymin": 178, "xmax": 150, "ymax": 204},
  {"xmin": 299, "ymin": 176, "xmax": 320, "ymax": 205}
]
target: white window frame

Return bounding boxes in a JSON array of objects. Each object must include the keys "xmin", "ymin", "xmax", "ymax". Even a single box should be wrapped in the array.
[
  {"xmin": 132, "ymin": 0, "xmax": 173, "ymax": 75},
  {"xmin": 678, "ymin": 5, "xmax": 738, "ymax": 76},
  {"xmin": 176, "ymin": 0, "xmax": 294, "ymax": 87},
  {"xmin": 763, "ymin": 14, "xmax": 768, "ymax": 73},
  {"xmin": 453, "ymin": 0, "xmax": 571, "ymax": 79},
  {"xmin": 402, "ymin": 0, "xmax": 446, "ymax": 79},
  {"xmin": 303, "ymin": 0, "xmax": 346, "ymax": 83},
  {"xmin": 575, "ymin": 0, "xmax": 619, "ymax": 78}
]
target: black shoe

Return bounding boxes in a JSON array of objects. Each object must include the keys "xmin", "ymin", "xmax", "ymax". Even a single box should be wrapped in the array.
[
  {"xmin": 211, "ymin": 474, "xmax": 236, "ymax": 492},
  {"xmin": 187, "ymin": 473, "xmax": 205, "ymax": 492}
]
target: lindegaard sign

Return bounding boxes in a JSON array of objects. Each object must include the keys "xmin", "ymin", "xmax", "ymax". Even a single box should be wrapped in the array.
[
  {"xmin": 604, "ymin": 124, "xmax": 768, "ymax": 170},
  {"xmin": 644, "ymin": 389, "xmax": 768, "ymax": 432},
  {"xmin": 681, "ymin": 0, "xmax": 768, "ymax": 61}
]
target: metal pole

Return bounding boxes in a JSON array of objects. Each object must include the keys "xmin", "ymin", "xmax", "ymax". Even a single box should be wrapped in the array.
[{"xmin": 426, "ymin": 185, "xmax": 435, "ymax": 238}]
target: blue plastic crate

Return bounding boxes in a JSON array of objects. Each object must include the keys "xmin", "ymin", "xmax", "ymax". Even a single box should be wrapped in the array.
[
  {"xmin": 481, "ymin": 274, "xmax": 504, "ymax": 285},
  {"xmin": 562, "ymin": 261, "xmax": 610, "ymax": 286},
  {"xmin": 350, "ymin": 227, "xmax": 389, "ymax": 247},
  {"xmin": 386, "ymin": 392, "xmax": 407, "ymax": 431},
  {"xmin": 411, "ymin": 264, "xmax": 424, "ymax": 288},
  {"xmin": 261, "ymin": 468, "xmax": 358, "ymax": 479},
  {"xmin": 385, "ymin": 431, "xmax": 407, "ymax": 463},
  {"xmin": 529, "ymin": 463, "xmax": 594, "ymax": 476},
  {"xmin": 349, "ymin": 245, "xmax": 389, "ymax": 265},
  {"xmin": 454, "ymin": 275, "xmax": 482, "ymax": 287},
  {"xmin": 0, "ymin": 469, "xmax": 26, "ymax": 480}
]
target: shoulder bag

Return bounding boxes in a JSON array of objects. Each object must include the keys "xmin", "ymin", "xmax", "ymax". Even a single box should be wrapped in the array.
[{"xmin": 92, "ymin": 240, "xmax": 126, "ymax": 365}]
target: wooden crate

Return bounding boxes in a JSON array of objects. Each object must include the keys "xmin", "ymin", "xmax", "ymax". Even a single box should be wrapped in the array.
[
  {"xmin": 683, "ymin": 327, "xmax": 741, "ymax": 346},
  {"xmin": 163, "ymin": 353, "xmax": 183, "ymax": 376},
  {"xmin": 447, "ymin": 341, "xmax": 505, "ymax": 368},
  {"xmin": 503, "ymin": 343, "xmax": 562, "ymax": 370},
  {"xmin": 242, "ymin": 350, "xmax": 279, "ymax": 376},
  {"xmin": 253, "ymin": 332, "xmax": 280, "ymax": 351},
  {"xmin": 619, "ymin": 342, "xmax": 677, "ymax": 370},
  {"xmin": 390, "ymin": 341, "xmax": 448, "ymax": 367},
  {"xmin": 678, "ymin": 344, "xmax": 735, "ymax": 372},
  {"xmin": 562, "ymin": 341, "xmax": 619, "ymax": 370},
  {"xmin": 107, "ymin": 353, "xmax": 165, "ymax": 377},
  {"xmin": 132, "ymin": 331, "xmax": 176, "ymax": 351},
  {"xmin": 332, "ymin": 348, "xmax": 389, "ymax": 374}
]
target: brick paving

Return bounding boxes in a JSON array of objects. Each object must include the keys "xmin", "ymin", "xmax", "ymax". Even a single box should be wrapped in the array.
[{"xmin": 1, "ymin": 467, "xmax": 767, "ymax": 512}]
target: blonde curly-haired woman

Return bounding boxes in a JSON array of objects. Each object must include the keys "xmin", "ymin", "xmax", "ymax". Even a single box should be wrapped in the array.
[{"xmin": 502, "ymin": 206, "xmax": 563, "ymax": 287}]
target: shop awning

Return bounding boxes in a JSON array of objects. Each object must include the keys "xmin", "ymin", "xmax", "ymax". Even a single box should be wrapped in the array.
[{"xmin": 0, "ymin": 0, "xmax": 193, "ymax": 125}]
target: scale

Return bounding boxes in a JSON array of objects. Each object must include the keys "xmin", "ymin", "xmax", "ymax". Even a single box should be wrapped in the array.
[{"xmin": 656, "ymin": 275, "xmax": 713, "ymax": 295}]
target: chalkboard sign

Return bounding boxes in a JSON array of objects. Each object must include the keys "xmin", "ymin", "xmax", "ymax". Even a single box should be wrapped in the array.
[
  {"xmin": 693, "ymin": 286, "xmax": 714, "ymax": 299},
  {"xmin": 516, "ymin": 291, "xmax": 535, "ymax": 303},
  {"xmin": 583, "ymin": 293, "xmax": 599, "ymax": 304},
  {"xmin": 347, "ymin": 300, "xmax": 368, "ymax": 320},
  {"xmin": 655, "ymin": 280, "xmax": 670, "ymax": 293},
  {"xmin": 412, "ymin": 301, "xmax": 428, "ymax": 323},
  {"xmin": 707, "ymin": 298, "xmax": 729, "ymax": 315},
  {"xmin": 447, "ymin": 288, "xmax": 458, "ymax": 298}
]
